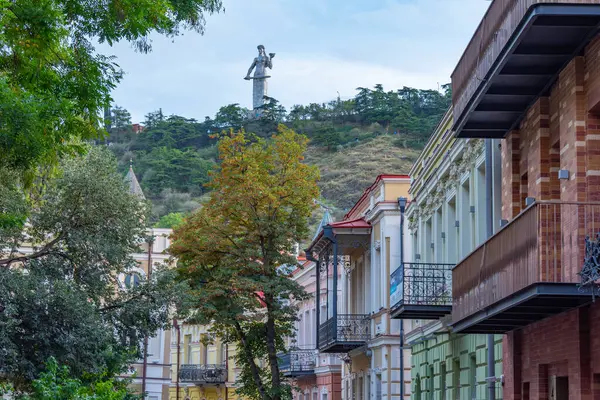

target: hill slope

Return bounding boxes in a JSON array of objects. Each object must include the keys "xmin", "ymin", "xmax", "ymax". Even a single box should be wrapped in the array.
[
  {"xmin": 104, "ymin": 84, "xmax": 449, "ymax": 226},
  {"xmin": 305, "ymin": 135, "xmax": 418, "ymax": 218}
]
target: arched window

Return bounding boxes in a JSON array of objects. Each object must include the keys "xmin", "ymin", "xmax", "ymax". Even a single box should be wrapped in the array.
[{"xmin": 124, "ymin": 272, "xmax": 141, "ymax": 289}]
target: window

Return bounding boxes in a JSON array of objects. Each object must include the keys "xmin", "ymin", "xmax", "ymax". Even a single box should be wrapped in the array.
[
  {"xmin": 221, "ymin": 344, "xmax": 227, "ymax": 365},
  {"xmin": 446, "ymin": 198, "xmax": 457, "ymax": 263},
  {"xmin": 428, "ymin": 364, "xmax": 434, "ymax": 400},
  {"xmin": 523, "ymin": 382, "xmax": 530, "ymax": 400},
  {"xmin": 460, "ymin": 180, "xmax": 471, "ymax": 259},
  {"xmin": 435, "ymin": 208, "xmax": 443, "ymax": 262},
  {"xmin": 425, "ymin": 219, "xmax": 433, "ymax": 262},
  {"xmin": 358, "ymin": 377, "xmax": 364, "ymax": 400},
  {"xmin": 440, "ymin": 362, "xmax": 447, "ymax": 400},
  {"xmin": 376, "ymin": 375, "xmax": 382, "ymax": 400},
  {"xmin": 184, "ymin": 334, "xmax": 192, "ymax": 364},
  {"xmin": 124, "ymin": 272, "xmax": 141, "ymax": 289},
  {"xmin": 313, "ymin": 392, "xmax": 318, "ymax": 400},
  {"xmin": 322, "ymin": 393, "xmax": 328, "ymax": 400},
  {"xmin": 469, "ymin": 354, "xmax": 476, "ymax": 400},
  {"xmin": 453, "ymin": 358, "xmax": 460, "ymax": 400}
]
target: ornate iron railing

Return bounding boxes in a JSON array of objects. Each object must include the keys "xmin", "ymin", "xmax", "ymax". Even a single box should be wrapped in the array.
[
  {"xmin": 279, "ymin": 348, "xmax": 317, "ymax": 375},
  {"xmin": 390, "ymin": 262, "xmax": 454, "ymax": 309},
  {"xmin": 318, "ymin": 314, "xmax": 370, "ymax": 349},
  {"xmin": 178, "ymin": 364, "xmax": 227, "ymax": 384}
]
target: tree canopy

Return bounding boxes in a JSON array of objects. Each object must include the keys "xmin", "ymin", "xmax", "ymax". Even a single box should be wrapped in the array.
[
  {"xmin": 0, "ymin": 0, "xmax": 223, "ymax": 179},
  {"xmin": 0, "ymin": 147, "xmax": 184, "ymax": 390},
  {"xmin": 170, "ymin": 126, "xmax": 320, "ymax": 400}
]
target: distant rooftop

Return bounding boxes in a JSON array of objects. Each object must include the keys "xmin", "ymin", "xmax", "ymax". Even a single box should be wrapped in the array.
[{"xmin": 124, "ymin": 161, "xmax": 145, "ymax": 200}]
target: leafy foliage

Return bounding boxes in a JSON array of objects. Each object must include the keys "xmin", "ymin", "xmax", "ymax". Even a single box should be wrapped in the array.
[
  {"xmin": 107, "ymin": 85, "xmax": 449, "ymax": 220},
  {"xmin": 6, "ymin": 357, "xmax": 133, "ymax": 400},
  {"xmin": 171, "ymin": 127, "xmax": 320, "ymax": 400},
  {"xmin": 154, "ymin": 212, "xmax": 185, "ymax": 229},
  {"xmin": 0, "ymin": 0, "xmax": 223, "ymax": 179},
  {"xmin": 0, "ymin": 147, "xmax": 185, "ymax": 390}
]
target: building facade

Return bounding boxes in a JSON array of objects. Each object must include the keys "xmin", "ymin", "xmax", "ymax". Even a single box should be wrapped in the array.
[
  {"xmin": 450, "ymin": 1, "xmax": 600, "ymax": 399},
  {"xmin": 284, "ymin": 246, "xmax": 342, "ymax": 400},
  {"xmin": 307, "ymin": 175, "xmax": 414, "ymax": 400},
  {"xmin": 391, "ymin": 109, "xmax": 503, "ymax": 400},
  {"xmin": 125, "ymin": 227, "xmax": 174, "ymax": 400}
]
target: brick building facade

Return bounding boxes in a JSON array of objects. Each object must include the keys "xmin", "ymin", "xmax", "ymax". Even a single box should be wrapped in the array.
[
  {"xmin": 500, "ymin": 35, "xmax": 600, "ymax": 400},
  {"xmin": 449, "ymin": 2, "xmax": 600, "ymax": 400}
]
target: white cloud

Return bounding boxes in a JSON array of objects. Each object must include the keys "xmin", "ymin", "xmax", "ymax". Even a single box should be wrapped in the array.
[{"xmin": 103, "ymin": 0, "xmax": 491, "ymax": 122}]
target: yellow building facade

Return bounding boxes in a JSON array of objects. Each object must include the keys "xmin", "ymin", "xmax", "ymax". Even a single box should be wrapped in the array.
[{"xmin": 167, "ymin": 324, "xmax": 242, "ymax": 400}]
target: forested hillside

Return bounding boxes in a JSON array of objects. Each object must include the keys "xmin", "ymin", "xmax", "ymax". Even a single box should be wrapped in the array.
[{"xmin": 106, "ymin": 84, "xmax": 451, "ymax": 226}]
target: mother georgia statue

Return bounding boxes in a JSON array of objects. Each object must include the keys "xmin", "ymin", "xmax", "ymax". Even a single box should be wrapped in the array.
[{"xmin": 244, "ymin": 45, "xmax": 275, "ymax": 111}]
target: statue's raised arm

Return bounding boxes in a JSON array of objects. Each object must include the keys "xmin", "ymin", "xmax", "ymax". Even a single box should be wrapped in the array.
[
  {"xmin": 244, "ymin": 45, "xmax": 274, "ymax": 80},
  {"xmin": 245, "ymin": 45, "xmax": 275, "ymax": 114}
]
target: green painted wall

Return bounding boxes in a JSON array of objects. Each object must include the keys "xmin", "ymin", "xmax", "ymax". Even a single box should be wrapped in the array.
[{"xmin": 410, "ymin": 333, "xmax": 503, "ymax": 400}]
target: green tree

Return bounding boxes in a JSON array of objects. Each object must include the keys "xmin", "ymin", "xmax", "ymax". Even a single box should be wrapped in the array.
[
  {"xmin": 215, "ymin": 103, "xmax": 249, "ymax": 131},
  {"xmin": 170, "ymin": 126, "xmax": 320, "ymax": 400},
  {"xmin": 7, "ymin": 357, "xmax": 131, "ymax": 400},
  {"xmin": 0, "ymin": 0, "xmax": 223, "ymax": 178},
  {"xmin": 0, "ymin": 147, "xmax": 185, "ymax": 389},
  {"xmin": 312, "ymin": 124, "xmax": 341, "ymax": 151},
  {"xmin": 154, "ymin": 212, "xmax": 185, "ymax": 229},
  {"xmin": 108, "ymin": 106, "xmax": 134, "ymax": 143}
]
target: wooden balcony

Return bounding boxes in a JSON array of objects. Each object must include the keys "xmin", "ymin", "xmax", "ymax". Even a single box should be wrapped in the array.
[
  {"xmin": 278, "ymin": 348, "xmax": 317, "ymax": 378},
  {"xmin": 452, "ymin": 202, "xmax": 600, "ymax": 333},
  {"xmin": 452, "ymin": 0, "xmax": 600, "ymax": 139},
  {"xmin": 178, "ymin": 364, "xmax": 227, "ymax": 384},
  {"xmin": 390, "ymin": 262, "xmax": 454, "ymax": 320},
  {"xmin": 318, "ymin": 314, "xmax": 369, "ymax": 353}
]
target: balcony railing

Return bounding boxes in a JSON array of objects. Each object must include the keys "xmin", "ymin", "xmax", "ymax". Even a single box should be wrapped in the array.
[
  {"xmin": 452, "ymin": 202, "xmax": 600, "ymax": 332},
  {"xmin": 318, "ymin": 314, "xmax": 369, "ymax": 353},
  {"xmin": 279, "ymin": 348, "xmax": 317, "ymax": 377},
  {"xmin": 390, "ymin": 262, "xmax": 454, "ymax": 320},
  {"xmin": 178, "ymin": 364, "xmax": 227, "ymax": 384}
]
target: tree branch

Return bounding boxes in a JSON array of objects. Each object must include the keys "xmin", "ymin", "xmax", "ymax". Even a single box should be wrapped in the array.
[{"xmin": 0, "ymin": 233, "xmax": 63, "ymax": 268}]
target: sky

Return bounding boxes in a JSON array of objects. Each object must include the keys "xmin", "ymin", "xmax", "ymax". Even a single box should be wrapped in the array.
[{"xmin": 101, "ymin": 0, "xmax": 491, "ymax": 123}]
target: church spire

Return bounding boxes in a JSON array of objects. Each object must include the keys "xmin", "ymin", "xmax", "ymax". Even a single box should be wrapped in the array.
[
  {"xmin": 312, "ymin": 208, "xmax": 333, "ymax": 242},
  {"xmin": 124, "ymin": 159, "xmax": 145, "ymax": 199}
]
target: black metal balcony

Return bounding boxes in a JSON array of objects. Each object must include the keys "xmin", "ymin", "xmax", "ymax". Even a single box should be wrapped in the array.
[
  {"xmin": 178, "ymin": 364, "xmax": 227, "ymax": 384},
  {"xmin": 279, "ymin": 348, "xmax": 317, "ymax": 378},
  {"xmin": 390, "ymin": 262, "xmax": 454, "ymax": 320},
  {"xmin": 318, "ymin": 314, "xmax": 369, "ymax": 353}
]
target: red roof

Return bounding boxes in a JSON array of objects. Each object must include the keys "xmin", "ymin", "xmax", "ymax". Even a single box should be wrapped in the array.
[
  {"xmin": 344, "ymin": 174, "xmax": 410, "ymax": 219},
  {"xmin": 329, "ymin": 217, "xmax": 371, "ymax": 229}
]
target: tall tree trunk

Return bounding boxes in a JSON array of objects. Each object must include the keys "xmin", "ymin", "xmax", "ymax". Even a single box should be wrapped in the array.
[
  {"xmin": 234, "ymin": 322, "xmax": 270, "ymax": 400},
  {"xmin": 265, "ymin": 295, "xmax": 282, "ymax": 400}
]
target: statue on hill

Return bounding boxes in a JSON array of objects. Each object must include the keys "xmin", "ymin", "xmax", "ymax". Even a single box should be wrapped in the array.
[{"xmin": 244, "ymin": 45, "xmax": 275, "ymax": 116}]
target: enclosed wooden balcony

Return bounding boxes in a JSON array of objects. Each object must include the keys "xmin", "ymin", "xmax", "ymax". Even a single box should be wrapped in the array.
[
  {"xmin": 390, "ymin": 262, "xmax": 454, "ymax": 320},
  {"xmin": 452, "ymin": 202, "xmax": 600, "ymax": 333},
  {"xmin": 318, "ymin": 314, "xmax": 370, "ymax": 353},
  {"xmin": 278, "ymin": 348, "xmax": 317, "ymax": 378},
  {"xmin": 178, "ymin": 364, "xmax": 227, "ymax": 384},
  {"xmin": 452, "ymin": 0, "xmax": 600, "ymax": 138}
]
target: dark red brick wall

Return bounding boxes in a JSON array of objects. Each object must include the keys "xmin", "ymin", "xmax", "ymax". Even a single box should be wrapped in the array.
[
  {"xmin": 500, "ymin": 33, "xmax": 600, "ymax": 400},
  {"xmin": 503, "ymin": 305, "xmax": 598, "ymax": 400}
]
